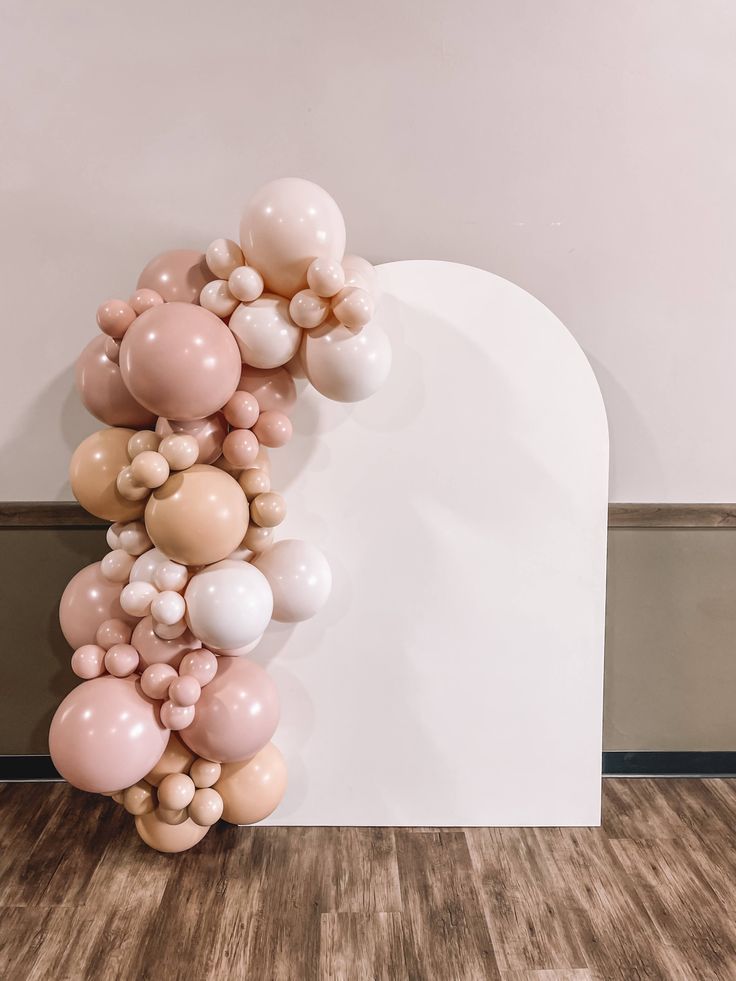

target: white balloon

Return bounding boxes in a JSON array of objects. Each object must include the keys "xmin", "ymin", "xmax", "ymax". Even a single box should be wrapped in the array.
[
  {"xmin": 253, "ymin": 539, "xmax": 332, "ymax": 623},
  {"xmin": 228, "ymin": 295, "xmax": 301, "ymax": 369},
  {"xmin": 129, "ymin": 547, "xmax": 168, "ymax": 584},
  {"xmin": 120, "ymin": 581, "xmax": 159, "ymax": 617},
  {"xmin": 300, "ymin": 320, "xmax": 391, "ymax": 403},
  {"xmin": 185, "ymin": 560, "xmax": 273, "ymax": 651},
  {"xmin": 151, "ymin": 590, "xmax": 186, "ymax": 626}
]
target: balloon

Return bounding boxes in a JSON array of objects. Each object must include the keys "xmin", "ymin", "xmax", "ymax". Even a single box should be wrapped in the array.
[
  {"xmin": 200, "ymin": 280, "xmax": 239, "ymax": 318},
  {"xmin": 155, "ymin": 413, "xmax": 228, "ymax": 465},
  {"xmin": 145, "ymin": 465, "xmax": 249, "ymax": 567},
  {"xmin": 129, "ymin": 288, "xmax": 164, "ymax": 314},
  {"xmin": 179, "ymin": 649, "xmax": 218, "ymax": 686},
  {"xmin": 341, "ymin": 254, "xmax": 378, "ymax": 295},
  {"xmin": 96, "ymin": 299, "xmax": 136, "ymax": 339},
  {"xmin": 158, "ymin": 433, "xmax": 200, "ymax": 471},
  {"xmin": 69, "ymin": 427, "xmax": 145, "ymax": 522},
  {"xmin": 237, "ymin": 364, "xmax": 297, "ymax": 415},
  {"xmin": 228, "ymin": 295, "xmax": 301, "ymax": 369},
  {"xmin": 168, "ymin": 675, "xmax": 201, "ymax": 707},
  {"xmin": 222, "ymin": 429, "xmax": 259, "ymax": 469},
  {"xmin": 100, "ymin": 549, "xmax": 135, "ymax": 583},
  {"xmin": 190, "ymin": 759, "xmax": 221, "ymax": 788},
  {"xmin": 185, "ymin": 559, "xmax": 273, "ymax": 651},
  {"xmin": 239, "ymin": 178, "xmax": 346, "ymax": 298},
  {"xmin": 307, "ymin": 257, "xmax": 345, "ymax": 298},
  {"xmin": 250, "ymin": 491, "xmax": 286, "ymax": 528},
  {"xmin": 104, "ymin": 643, "xmax": 139, "ymax": 677},
  {"xmin": 238, "ymin": 467, "xmax": 270, "ymax": 501},
  {"xmin": 49, "ymin": 676, "xmax": 169, "ymax": 793},
  {"xmin": 120, "ymin": 303, "xmax": 241, "ymax": 420},
  {"xmin": 252, "ymin": 411, "xmax": 292, "ymax": 448},
  {"xmin": 152, "ymin": 560, "xmax": 189, "ymax": 593},
  {"xmin": 181, "ymin": 657, "xmax": 279, "ymax": 763},
  {"xmin": 71, "ymin": 644, "xmax": 106, "ymax": 679},
  {"xmin": 188, "ymin": 788, "xmax": 223, "ymax": 826},
  {"xmin": 130, "ymin": 451, "xmax": 169, "ymax": 489},
  {"xmin": 132, "ymin": 616, "xmax": 200, "ymax": 670},
  {"xmin": 215, "ymin": 743, "xmax": 287, "ymax": 825},
  {"xmin": 123, "ymin": 780, "xmax": 155, "ymax": 816},
  {"xmin": 332, "ymin": 286, "xmax": 374, "ymax": 330},
  {"xmin": 136, "ymin": 249, "xmax": 213, "ymax": 304},
  {"xmin": 129, "ymin": 547, "xmax": 167, "ymax": 584},
  {"xmin": 158, "ymin": 772, "xmax": 196, "ymax": 810},
  {"xmin": 150, "ymin": 590, "xmax": 186, "ymax": 626},
  {"xmin": 95, "ymin": 618, "xmax": 133, "ymax": 650},
  {"xmin": 289, "ymin": 289, "xmax": 329, "ymax": 329},
  {"xmin": 76, "ymin": 335, "xmax": 156, "ymax": 429},
  {"xmin": 253, "ymin": 539, "xmax": 332, "ymax": 623},
  {"xmin": 223, "ymin": 391, "xmax": 259, "ymax": 430},
  {"xmin": 228, "ymin": 265, "xmax": 264, "ymax": 303},
  {"xmin": 144, "ymin": 731, "xmax": 196, "ymax": 786},
  {"xmin": 135, "ymin": 809, "xmax": 209, "ymax": 853},
  {"xmin": 300, "ymin": 319, "xmax": 391, "ymax": 403},
  {"xmin": 205, "ymin": 239, "xmax": 244, "ymax": 279},
  {"xmin": 59, "ymin": 561, "xmax": 137, "ymax": 649},
  {"xmin": 140, "ymin": 662, "xmax": 178, "ymax": 699}
]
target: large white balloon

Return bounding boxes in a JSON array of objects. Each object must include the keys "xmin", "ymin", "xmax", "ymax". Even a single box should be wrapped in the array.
[
  {"xmin": 253, "ymin": 539, "xmax": 332, "ymax": 623},
  {"xmin": 300, "ymin": 320, "xmax": 391, "ymax": 403},
  {"xmin": 228, "ymin": 295, "xmax": 301, "ymax": 369},
  {"xmin": 185, "ymin": 560, "xmax": 273, "ymax": 650}
]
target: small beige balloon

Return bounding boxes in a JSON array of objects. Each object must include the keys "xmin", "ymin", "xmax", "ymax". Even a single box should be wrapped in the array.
[
  {"xmin": 158, "ymin": 772, "xmax": 196, "ymax": 811},
  {"xmin": 289, "ymin": 289, "xmax": 329, "ymax": 329},
  {"xmin": 238, "ymin": 467, "xmax": 271, "ymax": 501},
  {"xmin": 157, "ymin": 807, "xmax": 189, "ymax": 827},
  {"xmin": 128, "ymin": 431, "xmax": 160, "ymax": 458},
  {"xmin": 188, "ymin": 787, "xmax": 224, "ymax": 827},
  {"xmin": 131, "ymin": 451, "xmax": 170, "ymax": 489},
  {"xmin": 190, "ymin": 758, "xmax": 222, "ymax": 789},
  {"xmin": 116, "ymin": 466, "xmax": 150, "ymax": 501},
  {"xmin": 250, "ymin": 492, "xmax": 286, "ymax": 528},
  {"xmin": 123, "ymin": 780, "xmax": 155, "ymax": 816},
  {"xmin": 158, "ymin": 433, "xmax": 199, "ymax": 471},
  {"xmin": 206, "ymin": 238, "xmax": 244, "ymax": 279},
  {"xmin": 228, "ymin": 265, "xmax": 264, "ymax": 303},
  {"xmin": 200, "ymin": 280, "xmax": 239, "ymax": 318},
  {"xmin": 135, "ymin": 810, "xmax": 209, "ymax": 852},
  {"xmin": 243, "ymin": 524, "xmax": 274, "ymax": 552}
]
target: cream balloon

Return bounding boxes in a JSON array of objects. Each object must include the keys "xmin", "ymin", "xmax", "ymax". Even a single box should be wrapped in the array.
[
  {"xmin": 253, "ymin": 539, "xmax": 332, "ymax": 622},
  {"xmin": 185, "ymin": 559, "xmax": 273, "ymax": 651},
  {"xmin": 300, "ymin": 319, "xmax": 391, "ymax": 403},
  {"xmin": 228, "ymin": 295, "xmax": 301, "ymax": 369}
]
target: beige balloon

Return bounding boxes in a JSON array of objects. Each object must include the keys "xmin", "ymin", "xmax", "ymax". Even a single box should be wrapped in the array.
[
  {"xmin": 145, "ymin": 465, "xmax": 250, "ymax": 567},
  {"xmin": 243, "ymin": 524, "xmax": 273, "ymax": 552},
  {"xmin": 250, "ymin": 492, "xmax": 286, "ymax": 528},
  {"xmin": 190, "ymin": 758, "xmax": 222, "ymax": 789},
  {"xmin": 144, "ymin": 732, "xmax": 195, "ymax": 787},
  {"xmin": 188, "ymin": 788, "xmax": 224, "ymax": 827},
  {"xmin": 123, "ymin": 780, "xmax": 155, "ymax": 816},
  {"xmin": 135, "ymin": 809, "xmax": 209, "ymax": 853},
  {"xmin": 238, "ymin": 468, "xmax": 271, "ymax": 501},
  {"xmin": 215, "ymin": 742, "xmax": 287, "ymax": 825},
  {"xmin": 69, "ymin": 428, "xmax": 145, "ymax": 522}
]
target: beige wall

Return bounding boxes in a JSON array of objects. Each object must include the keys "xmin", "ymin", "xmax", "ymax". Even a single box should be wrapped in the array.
[{"xmin": 1, "ymin": 1, "xmax": 736, "ymax": 502}]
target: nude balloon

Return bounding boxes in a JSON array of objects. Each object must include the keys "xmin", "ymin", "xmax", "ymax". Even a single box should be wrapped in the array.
[
  {"xmin": 135, "ymin": 809, "xmax": 209, "ymax": 853},
  {"xmin": 237, "ymin": 365, "xmax": 297, "ymax": 415},
  {"xmin": 185, "ymin": 559, "xmax": 273, "ymax": 651},
  {"xmin": 215, "ymin": 742, "xmax": 287, "ymax": 825},
  {"xmin": 300, "ymin": 320, "xmax": 391, "ymax": 403},
  {"xmin": 69, "ymin": 428, "xmax": 145, "ymax": 522},
  {"xmin": 180, "ymin": 657, "xmax": 279, "ymax": 763},
  {"xmin": 49, "ymin": 676, "xmax": 169, "ymax": 794},
  {"xmin": 240, "ymin": 178, "xmax": 346, "ymax": 298},
  {"xmin": 145, "ymin": 465, "xmax": 249, "ymax": 567},
  {"xmin": 228, "ymin": 295, "xmax": 301, "ymax": 369},
  {"xmin": 59, "ymin": 561, "xmax": 137, "ymax": 649},
  {"xmin": 120, "ymin": 303, "xmax": 241, "ymax": 420},
  {"xmin": 137, "ymin": 249, "xmax": 213, "ymax": 304},
  {"xmin": 253, "ymin": 539, "xmax": 332, "ymax": 623},
  {"xmin": 75, "ymin": 335, "xmax": 156, "ymax": 429}
]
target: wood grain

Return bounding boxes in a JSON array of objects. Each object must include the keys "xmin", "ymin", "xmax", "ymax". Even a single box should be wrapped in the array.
[
  {"xmin": 0, "ymin": 502, "xmax": 104, "ymax": 528},
  {"xmin": 2, "ymin": 780, "xmax": 736, "ymax": 978}
]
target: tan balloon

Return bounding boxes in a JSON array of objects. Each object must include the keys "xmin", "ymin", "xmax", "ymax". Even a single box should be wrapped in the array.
[
  {"xmin": 250, "ymin": 492, "xmax": 286, "ymax": 528},
  {"xmin": 215, "ymin": 742, "xmax": 287, "ymax": 825},
  {"xmin": 158, "ymin": 772, "xmax": 196, "ymax": 810},
  {"xmin": 135, "ymin": 809, "xmax": 209, "ymax": 853},
  {"xmin": 123, "ymin": 780, "xmax": 155, "ymax": 816},
  {"xmin": 69, "ymin": 428, "xmax": 145, "ymax": 522},
  {"xmin": 144, "ymin": 732, "xmax": 196, "ymax": 787},
  {"xmin": 243, "ymin": 524, "xmax": 273, "ymax": 552},
  {"xmin": 145, "ymin": 465, "xmax": 249, "ymax": 567},
  {"xmin": 190, "ymin": 759, "xmax": 222, "ymax": 789},
  {"xmin": 238, "ymin": 468, "xmax": 271, "ymax": 501},
  {"xmin": 188, "ymin": 788, "xmax": 224, "ymax": 827}
]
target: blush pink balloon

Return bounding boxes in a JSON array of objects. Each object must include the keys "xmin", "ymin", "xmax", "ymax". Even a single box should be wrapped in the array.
[
  {"xmin": 156, "ymin": 413, "xmax": 228, "ymax": 465},
  {"xmin": 180, "ymin": 657, "xmax": 279, "ymax": 763},
  {"xmin": 237, "ymin": 365, "xmax": 297, "ymax": 415},
  {"xmin": 49, "ymin": 676, "xmax": 170, "ymax": 793},
  {"xmin": 120, "ymin": 303, "xmax": 241, "ymax": 421},
  {"xmin": 136, "ymin": 249, "xmax": 213, "ymax": 304},
  {"xmin": 132, "ymin": 616, "xmax": 201, "ymax": 670},
  {"xmin": 59, "ymin": 562, "xmax": 138, "ymax": 650},
  {"xmin": 76, "ymin": 335, "xmax": 157, "ymax": 429}
]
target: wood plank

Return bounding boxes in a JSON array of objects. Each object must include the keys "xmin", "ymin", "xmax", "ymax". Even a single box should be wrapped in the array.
[
  {"xmin": 608, "ymin": 503, "xmax": 736, "ymax": 528},
  {"xmin": 319, "ymin": 912, "xmax": 408, "ymax": 981},
  {"xmin": 0, "ymin": 501, "xmax": 104, "ymax": 529}
]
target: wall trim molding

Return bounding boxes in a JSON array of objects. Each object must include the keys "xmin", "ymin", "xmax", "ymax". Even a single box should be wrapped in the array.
[{"xmin": 3, "ymin": 501, "xmax": 736, "ymax": 530}]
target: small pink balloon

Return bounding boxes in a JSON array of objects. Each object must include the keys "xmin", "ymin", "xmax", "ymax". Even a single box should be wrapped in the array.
[
  {"xmin": 49, "ymin": 676, "xmax": 169, "ymax": 793},
  {"xmin": 96, "ymin": 299, "xmax": 136, "ymax": 339},
  {"xmin": 141, "ymin": 662, "xmax": 178, "ymax": 700},
  {"xmin": 237, "ymin": 365, "xmax": 297, "ymax": 415},
  {"xmin": 136, "ymin": 249, "xmax": 213, "ymax": 304},
  {"xmin": 76, "ymin": 335, "xmax": 157, "ymax": 429},
  {"xmin": 253, "ymin": 410, "xmax": 292, "ymax": 448},
  {"xmin": 223, "ymin": 391, "xmax": 260, "ymax": 430},
  {"xmin": 71, "ymin": 644, "xmax": 106, "ymax": 679},
  {"xmin": 60, "ymin": 562, "xmax": 138, "ymax": 650},
  {"xmin": 168, "ymin": 674, "xmax": 201, "ymax": 707},
  {"xmin": 160, "ymin": 700, "xmax": 195, "ymax": 731},
  {"xmin": 179, "ymin": 649, "xmax": 218, "ymax": 687},
  {"xmin": 156, "ymin": 413, "xmax": 228, "ymax": 465},
  {"xmin": 132, "ymin": 615, "xmax": 201, "ymax": 670},
  {"xmin": 104, "ymin": 643, "xmax": 140, "ymax": 677},
  {"xmin": 129, "ymin": 288, "xmax": 164, "ymax": 314},
  {"xmin": 95, "ymin": 618, "xmax": 133, "ymax": 651},
  {"xmin": 222, "ymin": 428, "xmax": 259, "ymax": 468}
]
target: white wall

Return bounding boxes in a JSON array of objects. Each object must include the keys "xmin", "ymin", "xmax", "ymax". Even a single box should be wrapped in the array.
[{"xmin": 1, "ymin": 0, "xmax": 733, "ymax": 502}]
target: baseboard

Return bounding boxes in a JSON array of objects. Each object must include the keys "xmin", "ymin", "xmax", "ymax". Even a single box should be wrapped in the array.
[{"xmin": 3, "ymin": 753, "xmax": 736, "ymax": 783}]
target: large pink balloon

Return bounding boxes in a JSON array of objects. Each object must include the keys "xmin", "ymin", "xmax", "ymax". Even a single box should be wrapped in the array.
[
  {"xmin": 238, "ymin": 365, "xmax": 297, "ymax": 415},
  {"xmin": 76, "ymin": 335, "xmax": 156, "ymax": 428},
  {"xmin": 49, "ymin": 676, "xmax": 169, "ymax": 793},
  {"xmin": 137, "ymin": 249, "xmax": 213, "ymax": 304},
  {"xmin": 59, "ymin": 561, "xmax": 138, "ymax": 650},
  {"xmin": 120, "ymin": 302, "xmax": 241, "ymax": 420},
  {"xmin": 181, "ymin": 657, "xmax": 279, "ymax": 763},
  {"xmin": 155, "ymin": 413, "xmax": 227, "ymax": 465},
  {"xmin": 240, "ymin": 178, "xmax": 346, "ymax": 298}
]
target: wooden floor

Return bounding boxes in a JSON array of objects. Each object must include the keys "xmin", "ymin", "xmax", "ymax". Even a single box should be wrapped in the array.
[{"xmin": 2, "ymin": 779, "xmax": 736, "ymax": 980}]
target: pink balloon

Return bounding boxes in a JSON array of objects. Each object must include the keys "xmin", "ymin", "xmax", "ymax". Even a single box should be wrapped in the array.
[
  {"xmin": 59, "ymin": 562, "xmax": 138, "ymax": 650},
  {"xmin": 76, "ymin": 335, "xmax": 156, "ymax": 429},
  {"xmin": 238, "ymin": 365, "xmax": 297, "ymax": 415},
  {"xmin": 181, "ymin": 657, "xmax": 279, "ymax": 763},
  {"xmin": 49, "ymin": 676, "xmax": 169, "ymax": 793},
  {"xmin": 155, "ymin": 412, "xmax": 228, "ymax": 465},
  {"xmin": 120, "ymin": 303, "xmax": 241, "ymax": 420},
  {"xmin": 136, "ymin": 249, "xmax": 213, "ymax": 304},
  {"xmin": 179, "ymin": 649, "xmax": 218, "ymax": 686},
  {"xmin": 132, "ymin": 616, "xmax": 201, "ymax": 670}
]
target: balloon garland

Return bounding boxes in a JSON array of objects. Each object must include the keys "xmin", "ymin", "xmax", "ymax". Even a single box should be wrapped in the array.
[{"xmin": 50, "ymin": 178, "xmax": 391, "ymax": 853}]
